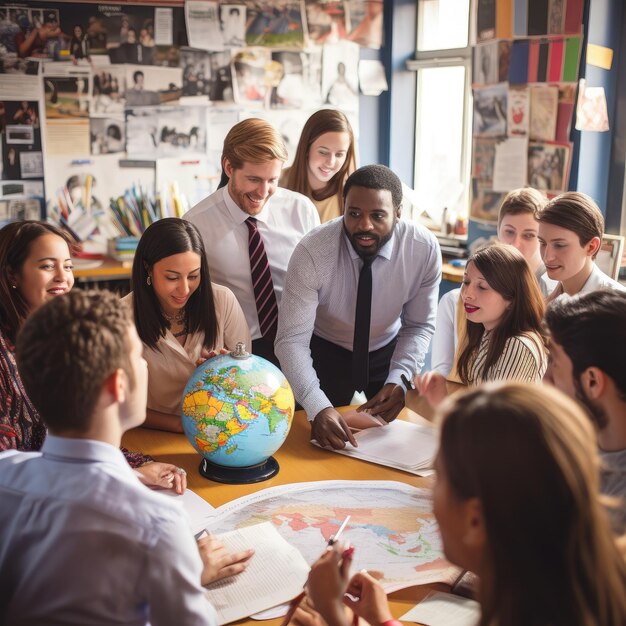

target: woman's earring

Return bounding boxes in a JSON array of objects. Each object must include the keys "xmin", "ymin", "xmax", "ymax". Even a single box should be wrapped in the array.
[
  {"xmin": 146, "ymin": 275, "xmax": 152, "ymax": 286},
  {"xmin": 11, "ymin": 284, "xmax": 17, "ymax": 289}
]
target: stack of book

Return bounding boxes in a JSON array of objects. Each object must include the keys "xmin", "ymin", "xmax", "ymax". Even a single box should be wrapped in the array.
[{"xmin": 107, "ymin": 236, "xmax": 139, "ymax": 264}]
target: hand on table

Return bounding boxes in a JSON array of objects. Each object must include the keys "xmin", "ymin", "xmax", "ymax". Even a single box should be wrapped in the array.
[
  {"xmin": 135, "ymin": 461, "xmax": 187, "ymax": 494},
  {"xmin": 413, "ymin": 371, "xmax": 448, "ymax": 408},
  {"xmin": 199, "ymin": 534, "xmax": 254, "ymax": 585},
  {"xmin": 343, "ymin": 571, "xmax": 392, "ymax": 626},
  {"xmin": 357, "ymin": 383, "xmax": 404, "ymax": 423},
  {"xmin": 312, "ymin": 408, "xmax": 357, "ymax": 450},
  {"xmin": 306, "ymin": 543, "xmax": 353, "ymax": 626}
]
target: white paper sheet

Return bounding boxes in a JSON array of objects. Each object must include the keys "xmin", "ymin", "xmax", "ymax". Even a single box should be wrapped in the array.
[
  {"xmin": 155, "ymin": 8, "xmax": 174, "ymax": 45},
  {"xmin": 160, "ymin": 487, "xmax": 216, "ymax": 536},
  {"xmin": 185, "ymin": 0, "xmax": 225, "ymax": 51},
  {"xmin": 492, "ymin": 136, "xmax": 528, "ymax": 192},
  {"xmin": 204, "ymin": 522, "xmax": 309, "ymax": 625},
  {"xmin": 314, "ymin": 418, "xmax": 438, "ymax": 475},
  {"xmin": 401, "ymin": 591, "xmax": 480, "ymax": 626}
]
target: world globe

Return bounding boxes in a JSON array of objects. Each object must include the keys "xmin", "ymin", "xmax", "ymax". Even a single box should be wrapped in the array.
[{"xmin": 181, "ymin": 343, "xmax": 295, "ymax": 483}]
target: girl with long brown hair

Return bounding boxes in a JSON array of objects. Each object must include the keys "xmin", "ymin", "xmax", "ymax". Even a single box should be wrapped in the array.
[
  {"xmin": 416, "ymin": 243, "xmax": 546, "ymax": 406},
  {"xmin": 281, "ymin": 108, "xmax": 356, "ymax": 222}
]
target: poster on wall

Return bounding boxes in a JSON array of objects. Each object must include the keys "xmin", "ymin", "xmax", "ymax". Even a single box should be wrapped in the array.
[
  {"xmin": 527, "ymin": 141, "xmax": 571, "ymax": 193},
  {"xmin": 244, "ymin": 0, "xmax": 306, "ymax": 49}
]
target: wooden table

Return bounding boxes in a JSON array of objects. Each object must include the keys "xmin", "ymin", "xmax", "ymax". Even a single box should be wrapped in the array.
[{"xmin": 122, "ymin": 402, "xmax": 455, "ymax": 624}]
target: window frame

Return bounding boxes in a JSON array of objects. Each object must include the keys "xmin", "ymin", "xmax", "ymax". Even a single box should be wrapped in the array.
[{"xmin": 407, "ymin": 5, "xmax": 473, "ymax": 219}]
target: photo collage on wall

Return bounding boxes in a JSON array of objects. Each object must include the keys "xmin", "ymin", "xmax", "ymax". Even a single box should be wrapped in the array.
[{"xmin": 0, "ymin": 0, "xmax": 385, "ymax": 236}]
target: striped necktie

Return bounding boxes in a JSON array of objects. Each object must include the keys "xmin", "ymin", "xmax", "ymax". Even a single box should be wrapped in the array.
[
  {"xmin": 245, "ymin": 217, "xmax": 278, "ymax": 342},
  {"xmin": 352, "ymin": 256, "xmax": 373, "ymax": 391}
]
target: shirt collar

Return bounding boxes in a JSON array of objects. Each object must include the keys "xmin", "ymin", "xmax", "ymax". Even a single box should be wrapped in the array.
[
  {"xmin": 222, "ymin": 185, "xmax": 271, "ymax": 225},
  {"xmin": 342, "ymin": 222, "xmax": 397, "ymax": 263},
  {"xmin": 41, "ymin": 435, "xmax": 133, "ymax": 474}
]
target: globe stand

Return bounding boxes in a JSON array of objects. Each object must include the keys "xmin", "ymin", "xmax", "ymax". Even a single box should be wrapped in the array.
[{"xmin": 199, "ymin": 457, "xmax": 279, "ymax": 484}]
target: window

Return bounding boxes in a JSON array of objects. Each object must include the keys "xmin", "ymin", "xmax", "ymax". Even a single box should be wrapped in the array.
[{"xmin": 408, "ymin": 0, "xmax": 472, "ymax": 227}]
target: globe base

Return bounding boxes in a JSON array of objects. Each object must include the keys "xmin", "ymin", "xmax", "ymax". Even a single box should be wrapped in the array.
[{"xmin": 199, "ymin": 457, "xmax": 280, "ymax": 484}]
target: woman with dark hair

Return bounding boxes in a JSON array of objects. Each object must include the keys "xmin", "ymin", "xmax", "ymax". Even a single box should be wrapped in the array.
[
  {"xmin": 124, "ymin": 218, "xmax": 250, "ymax": 432},
  {"xmin": 537, "ymin": 191, "xmax": 625, "ymax": 301},
  {"xmin": 305, "ymin": 383, "xmax": 626, "ymax": 626},
  {"xmin": 281, "ymin": 108, "xmax": 356, "ymax": 222},
  {"xmin": 416, "ymin": 243, "xmax": 547, "ymax": 406},
  {"xmin": 0, "ymin": 221, "xmax": 186, "ymax": 492}
]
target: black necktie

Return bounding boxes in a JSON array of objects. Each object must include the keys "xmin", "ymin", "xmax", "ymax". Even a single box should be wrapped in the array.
[{"xmin": 352, "ymin": 257, "xmax": 373, "ymax": 391}]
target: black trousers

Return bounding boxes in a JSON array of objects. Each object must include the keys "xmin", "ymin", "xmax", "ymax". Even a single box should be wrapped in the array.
[
  {"xmin": 309, "ymin": 334, "xmax": 398, "ymax": 407},
  {"xmin": 252, "ymin": 336, "xmax": 280, "ymax": 368}
]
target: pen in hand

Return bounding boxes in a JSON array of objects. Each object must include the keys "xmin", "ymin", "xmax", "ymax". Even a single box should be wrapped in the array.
[
  {"xmin": 401, "ymin": 373, "xmax": 416, "ymax": 393},
  {"xmin": 280, "ymin": 515, "xmax": 351, "ymax": 626}
]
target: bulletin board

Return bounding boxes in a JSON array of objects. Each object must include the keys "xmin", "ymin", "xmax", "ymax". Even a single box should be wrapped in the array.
[
  {"xmin": 468, "ymin": 0, "xmax": 584, "ymax": 240},
  {"xmin": 0, "ymin": 0, "xmax": 385, "ymax": 240}
]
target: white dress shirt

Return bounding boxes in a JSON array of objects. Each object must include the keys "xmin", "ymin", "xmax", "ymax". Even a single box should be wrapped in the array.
[
  {"xmin": 431, "ymin": 288, "xmax": 460, "ymax": 377},
  {"xmin": 185, "ymin": 186, "xmax": 320, "ymax": 340},
  {"xmin": 123, "ymin": 283, "xmax": 251, "ymax": 415},
  {"xmin": 0, "ymin": 436, "xmax": 216, "ymax": 626},
  {"xmin": 549, "ymin": 262, "xmax": 626, "ymax": 301},
  {"xmin": 275, "ymin": 217, "xmax": 442, "ymax": 419}
]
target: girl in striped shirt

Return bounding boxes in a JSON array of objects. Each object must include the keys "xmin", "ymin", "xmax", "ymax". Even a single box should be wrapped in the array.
[{"xmin": 416, "ymin": 243, "xmax": 547, "ymax": 406}]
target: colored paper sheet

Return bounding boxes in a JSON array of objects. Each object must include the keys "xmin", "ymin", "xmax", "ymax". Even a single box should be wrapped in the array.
[
  {"xmin": 496, "ymin": 0, "xmax": 512, "ymax": 39},
  {"xmin": 548, "ymin": 39, "xmax": 564, "ymax": 82},
  {"xmin": 537, "ymin": 42, "xmax": 549, "ymax": 82},
  {"xmin": 528, "ymin": 40, "xmax": 539, "ymax": 82},
  {"xmin": 476, "ymin": 0, "xmax": 497, "ymax": 42},
  {"xmin": 509, "ymin": 40, "xmax": 529, "ymax": 85},
  {"xmin": 586, "ymin": 43, "xmax": 613, "ymax": 71},
  {"xmin": 548, "ymin": 0, "xmax": 565, "ymax": 35},
  {"xmin": 563, "ymin": 37, "xmax": 581, "ymax": 82},
  {"xmin": 514, "ymin": 0, "xmax": 528, "ymax": 37},
  {"xmin": 527, "ymin": 0, "xmax": 549, "ymax": 36},
  {"xmin": 564, "ymin": 0, "xmax": 583, "ymax": 34}
]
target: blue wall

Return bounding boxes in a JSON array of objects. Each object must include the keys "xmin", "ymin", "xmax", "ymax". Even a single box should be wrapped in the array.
[{"xmin": 575, "ymin": 0, "xmax": 624, "ymax": 219}]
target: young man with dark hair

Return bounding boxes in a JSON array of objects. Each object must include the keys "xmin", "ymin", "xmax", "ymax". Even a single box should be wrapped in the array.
[
  {"xmin": 0, "ymin": 290, "xmax": 245, "ymax": 624},
  {"xmin": 275, "ymin": 164, "xmax": 441, "ymax": 449},
  {"xmin": 544, "ymin": 289, "xmax": 626, "ymax": 522}
]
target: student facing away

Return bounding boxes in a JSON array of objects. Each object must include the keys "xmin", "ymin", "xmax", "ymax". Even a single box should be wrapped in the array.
[{"xmin": 0, "ymin": 290, "xmax": 252, "ymax": 625}]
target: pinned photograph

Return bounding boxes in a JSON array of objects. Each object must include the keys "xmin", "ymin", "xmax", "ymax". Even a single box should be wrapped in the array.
[
  {"xmin": 305, "ymin": 1, "xmax": 347, "ymax": 45},
  {"xmin": 473, "ymin": 83, "xmax": 507, "ymax": 137},
  {"xmin": 322, "ymin": 41, "xmax": 359, "ymax": 112},
  {"xmin": 470, "ymin": 179, "xmax": 505, "ymax": 223},
  {"xmin": 125, "ymin": 105, "xmax": 208, "ymax": 158},
  {"xmin": 207, "ymin": 51, "xmax": 234, "ymax": 101},
  {"xmin": 245, "ymin": 1, "xmax": 306, "ymax": 48},
  {"xmin": 92, "ymin": 67, "xmax": 127, "ymax": 114},
  {"xmin": 180, "ymin": 47, "xmax": 212, "ymax": 97},
  {"xmin": 270, "ymin": 51, "xmax": 305, "ymax": 108},
  {"xmin": 346, "ymin": 0, "xmax": 383, "ymax": 49},
  {"xmin": 220, "ymin": 4, "xmax": 246, "ymax": 47},
  {"xmin": 232, "ymin": 48, "xmax": 272, "ymax": 106},
  {"xmin": 124, "ymin": 65, "xmax": 183, "ymax": 106},
  {"xmin": 527, "ymin": 141, "xmax": 571, "ymax": 192},
  {"xmin": 90, "ymin": 117, "xmax": 125, "ymax": 154},
  {"xmin": 471, "ymin": 138, "xmax": 497, "ymax": 182},
  {"xmin": 473, "ymin": 42, "xmax": 498, "ymax": 86},
  {"xmin": 6, "ymin": 100, "xmax": 39, "ymax": 127},
  {"xmin": 44, "ymin": 75, "xmax": 90, "ymax": 119}
]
